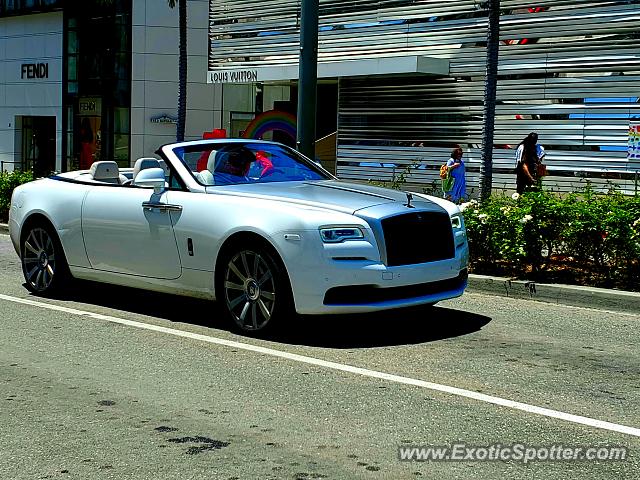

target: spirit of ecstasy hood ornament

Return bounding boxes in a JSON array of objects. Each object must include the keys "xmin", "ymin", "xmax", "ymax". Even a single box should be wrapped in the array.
[{"xmin": 404, "ymin": 192, "xmax": 415, "ymax": 208}]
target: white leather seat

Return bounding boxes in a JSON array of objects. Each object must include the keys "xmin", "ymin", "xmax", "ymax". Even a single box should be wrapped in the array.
[
  {"xmin": 196, "ymin": 169, "xmax": 214, "ymax": 185},
  {"xmin": 191, "ymin": 151, "xmax": 218, "ymax": 185},
  {"xmin": 132, "ymin": 157, "xmax": 162, "ymax": 182},
  {"xmin": 157, "ymin": 159, "xmax": 169, "ymax": 176},
  {"xmin": 207, "ymin": 150, "xmax": 219, "ymax": 172},
  {"xmin": 89, "ymin": 161, "xmax": 127, "ymax": 184}
]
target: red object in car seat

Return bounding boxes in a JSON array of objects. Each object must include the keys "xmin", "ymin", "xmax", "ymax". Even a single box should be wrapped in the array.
[{"xmin": 255, "ymin": 151, "xmax": 274, "ymax": 177}]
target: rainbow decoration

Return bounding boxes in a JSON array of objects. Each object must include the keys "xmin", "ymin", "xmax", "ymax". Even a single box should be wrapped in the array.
[{"xmin": 242, "ymin": 110, "xmax": 297, "ymax": 141}]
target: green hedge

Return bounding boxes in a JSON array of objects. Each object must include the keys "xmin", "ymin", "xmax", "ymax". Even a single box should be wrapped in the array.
[
  {"xmin": 462, "ymin": 186, "xmax": 640, "ymax": 291},
  {"xmin": 0, "ymin": 170, "xmax": 33, "ymax": 222}
]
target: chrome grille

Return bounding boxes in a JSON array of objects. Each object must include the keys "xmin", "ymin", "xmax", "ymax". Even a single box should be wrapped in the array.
[{"xmin": 381, "ymin": 211, "xmax": 455, "ymax": 267}]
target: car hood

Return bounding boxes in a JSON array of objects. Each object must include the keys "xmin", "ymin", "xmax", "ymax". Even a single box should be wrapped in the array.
[{"xmin": 207, "ymin": 180, "xmax": 442, "ymax": 215}]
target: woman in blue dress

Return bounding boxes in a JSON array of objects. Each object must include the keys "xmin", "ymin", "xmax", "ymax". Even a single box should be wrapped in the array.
[{"xmin": 446, "ymin": 146, "xmax": 466, "ymax": 203}]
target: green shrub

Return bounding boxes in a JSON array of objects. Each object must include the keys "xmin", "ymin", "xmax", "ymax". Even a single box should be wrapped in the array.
[
  {"xmin": 0, "ymin": 170, "xmax": 33, "ymax": 222},
  {"xmin": 462, "ymin": 186, "xmax": 640, "ymax": 290},
  {"xmin": 562, "ymin": 186, "xmax": 640, "ymax": 277}
]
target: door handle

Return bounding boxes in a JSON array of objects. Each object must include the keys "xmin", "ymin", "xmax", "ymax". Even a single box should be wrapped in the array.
[{"xmin": 142, "ymin": 201, "xmax": 183, "ymax": 212}]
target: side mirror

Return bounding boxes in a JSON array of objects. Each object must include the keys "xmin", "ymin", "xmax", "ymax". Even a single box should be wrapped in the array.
[{"xmin": 134, "ymin": 167, "xmax": 166, "ymax": 193}]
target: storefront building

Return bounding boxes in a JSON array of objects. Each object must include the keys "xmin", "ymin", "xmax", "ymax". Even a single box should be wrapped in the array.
[
  {"xmin": 208, "ymin": 0, "xmax": 640, "ymax": 194},
  {"xmin": 0, "ymin": 1, "xmax": 63, "ymax": 175},
  {"xmin": 1, "ymin": 0, "xmax": 222, "ymax": 174},
  {"xmin": 2, "ymin": 0, "xmax": 639, "ymax": 194}
]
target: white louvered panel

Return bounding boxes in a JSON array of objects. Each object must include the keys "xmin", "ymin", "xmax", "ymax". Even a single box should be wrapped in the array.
[
  {"xmin": 209, "ymin": 1, "xmax": 639, "ymax": 69},
  {"xmin": 209, "ymin": 0, "xmax": 640, "ymax": 194}
]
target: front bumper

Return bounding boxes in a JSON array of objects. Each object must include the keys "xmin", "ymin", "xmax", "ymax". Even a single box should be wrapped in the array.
[
  {"xmin": 323, "ymin": 269, "xmax": 468, "ymax": 306},
  {"xmin": 8, "ymin": 214, "xmax": 20, "ymax": 256},
  {"xmin": 286, "ymin": 236, "xmax": 469, "ymax": 315}
]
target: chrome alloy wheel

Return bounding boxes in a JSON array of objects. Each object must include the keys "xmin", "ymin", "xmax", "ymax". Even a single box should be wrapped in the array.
[
  {"xmin": 22, "ymin": 227, "xmax": 57, "ymax": 293},
  {"xmin": 224, "ymin": 250, "xmax": 277, "ymax": 331}
]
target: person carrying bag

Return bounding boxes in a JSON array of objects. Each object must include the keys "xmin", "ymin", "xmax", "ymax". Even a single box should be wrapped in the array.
[{"xmin": 515, "ymin": 132, "xmax": 546, "ymax": 194}]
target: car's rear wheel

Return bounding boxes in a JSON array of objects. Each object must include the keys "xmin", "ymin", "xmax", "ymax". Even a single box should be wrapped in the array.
[
  {"xmin": 21, "ymin": 223, "xmax": 70, "ymax": 295},
  {"xmin": 219, "ymin": 244, "xmax": 292, "ymax": 333}
]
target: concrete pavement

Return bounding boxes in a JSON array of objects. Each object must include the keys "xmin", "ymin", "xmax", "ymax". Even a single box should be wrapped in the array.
[{"xmin": 0, "ymin": 233, "xmax": 639, "ymax": 479}]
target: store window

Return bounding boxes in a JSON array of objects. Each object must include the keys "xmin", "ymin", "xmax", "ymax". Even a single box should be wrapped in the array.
[
  {"xmin": 0, "ymin": 0, "xmax": 62, "ymax": 16},
  {"xmin": 63, "ymin": 0, "xmax": 132, "ymax": 171},
  {"xmin": 20, "ymin": 116, "xmax": 56, "ymax": 177}
]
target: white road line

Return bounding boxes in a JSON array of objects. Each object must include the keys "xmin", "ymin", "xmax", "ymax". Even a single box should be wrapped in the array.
[{"xmin": 1, "ymin": 292, "xmax": 639, "ymax": 439}]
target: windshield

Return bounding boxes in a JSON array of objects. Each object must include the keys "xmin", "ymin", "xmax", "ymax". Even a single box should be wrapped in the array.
[{"xmin": 171, "ymin": 141, "xmax": 330, "ymax": 186}]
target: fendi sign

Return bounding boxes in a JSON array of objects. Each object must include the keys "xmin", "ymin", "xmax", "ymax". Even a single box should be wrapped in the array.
[{"xmin": 21, "ymin": 63, "xmax": 49, "ymax": 79}]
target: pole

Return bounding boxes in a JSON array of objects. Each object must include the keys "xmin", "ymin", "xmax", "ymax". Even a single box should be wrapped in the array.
[
  {"xmin": 479, "ymin": 0, "xmax": 500, "ymax": 202},
  {"xmin": 176, "ymin": 0, "xmax": 188, "ymax": 142},
  {"xmin": 296, "ymin": 0, "xmax": 319, "ymax": 159}
]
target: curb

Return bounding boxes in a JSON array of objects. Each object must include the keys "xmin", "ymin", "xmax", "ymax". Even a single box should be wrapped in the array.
[
  {"xmin": 0, "ymin": 223, "xmax": 8, "ymax": 235},
  {"xmin": 468, "ymin": 274, "xmax": 640, "ymax": 315}
]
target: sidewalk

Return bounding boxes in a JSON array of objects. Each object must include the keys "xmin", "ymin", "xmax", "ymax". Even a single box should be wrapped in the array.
[
  {"xmin": 2, "ymin": 222, "xmax": 637, "ymax": 314},
  {"xmin": 468, "ymin": 274, "xmax": 640, "ymax": 315}
]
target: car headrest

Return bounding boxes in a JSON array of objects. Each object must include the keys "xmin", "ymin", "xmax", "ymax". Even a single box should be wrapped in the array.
[
  {"xmin": 90, "ymin": 161, "xmax": 121, "ymax": 183},
  {"xmin": 157, "ymin": 159, "xmax": 169, "ymax": 175},
  {"xmin": 133, "ymin": 157, "xmax": 161, "ymax": 180}
]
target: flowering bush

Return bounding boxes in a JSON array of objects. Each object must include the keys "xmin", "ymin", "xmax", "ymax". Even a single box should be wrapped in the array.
[{"xmin": 462, "ymin": 185, "xmax": 640, "ymax": 290}]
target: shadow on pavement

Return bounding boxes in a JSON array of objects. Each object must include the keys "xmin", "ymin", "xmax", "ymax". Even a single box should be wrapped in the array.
[
  {"xmin": 272, "ymin": 307, "xmax": 492, "ymax": 349},
  {"xmin": 42, "ymin": 279, "xmax": 221, "ymax": 329},
  {"xmin": 33, "ymin": 280, "xmax": 492, "ymax": 349}
]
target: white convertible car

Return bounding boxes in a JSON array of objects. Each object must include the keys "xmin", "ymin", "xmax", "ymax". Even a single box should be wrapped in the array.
[{"xmin": 9, "ymin": 140, "xmax": 468, "ymax": 332}]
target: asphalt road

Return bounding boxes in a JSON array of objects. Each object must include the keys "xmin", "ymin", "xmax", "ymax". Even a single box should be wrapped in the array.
[{"xmin": 0, "ymin": 233, "xmax": 638, "ymax": 479}]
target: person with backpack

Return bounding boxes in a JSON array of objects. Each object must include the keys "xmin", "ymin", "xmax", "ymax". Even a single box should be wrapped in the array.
[{"xmin": 445, "ymin": 145, "xmax": 467, "ymax": 202}]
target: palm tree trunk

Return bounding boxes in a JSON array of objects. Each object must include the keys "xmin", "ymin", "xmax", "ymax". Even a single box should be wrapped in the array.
[
  {"xmin": 480, "ymin": 0, "xmax": 500, "ymax": 202},
  {"xmin": 176, "ymin": 0, "xmax": 188, "ymax": 142}
]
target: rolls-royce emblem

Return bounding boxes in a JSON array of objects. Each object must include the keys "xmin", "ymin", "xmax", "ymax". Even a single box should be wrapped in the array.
[{"xmin": 405, "ymin": 192, "xmax": 415, "ymax": 208}]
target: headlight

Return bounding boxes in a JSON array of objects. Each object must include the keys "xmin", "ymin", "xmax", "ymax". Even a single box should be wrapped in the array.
[
  {"xmin": 319, "ymin": 227, "xmax": 364, "ymax": 243},
  {"xmin": 451, "ymin": 214, "xmax": 466, "ymax": 247}
]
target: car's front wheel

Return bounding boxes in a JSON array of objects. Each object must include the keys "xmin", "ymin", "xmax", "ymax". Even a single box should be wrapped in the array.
[
  {"xmin": 21, "ymin": 223, "xmax": 70, "ymax": 295},
  {"xmin": 219, "ymin": 244, "xmax": 292, "ymax": 333}
]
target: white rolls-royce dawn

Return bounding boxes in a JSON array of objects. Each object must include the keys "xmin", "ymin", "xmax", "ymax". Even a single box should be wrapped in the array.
[{"xmin": 9, "ymin": 140, "xmax": 468, "ymax": 333}]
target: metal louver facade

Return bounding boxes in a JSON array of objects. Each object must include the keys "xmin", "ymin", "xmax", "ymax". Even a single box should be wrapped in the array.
[{"xmin": 209, "ymin": 0, "xmax": 640, "ymax": 194}]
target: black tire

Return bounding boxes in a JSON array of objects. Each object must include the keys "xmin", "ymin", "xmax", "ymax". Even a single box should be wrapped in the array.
[
  {"xmin": 20, "ymin": 222, "xmax": 71, "ymax": 295},
  {"xmin": 217, "ymin": 242, "xmax": 293, "ymax": 334}
]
